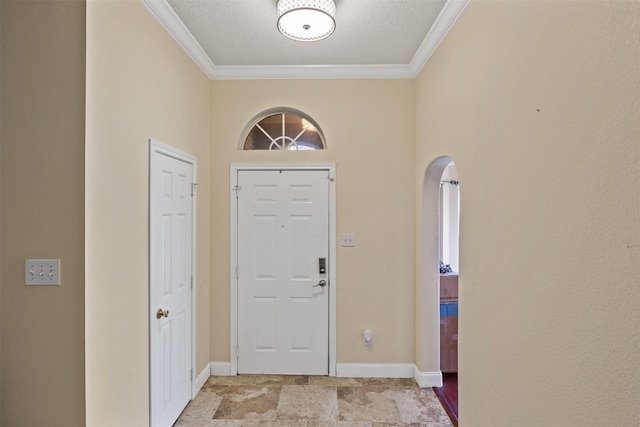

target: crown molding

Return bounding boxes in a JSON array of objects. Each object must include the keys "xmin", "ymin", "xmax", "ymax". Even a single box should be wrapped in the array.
[
  {"xmin": 140, "ymin": 0, "xmax": 217, "ymax": 78},
  {"xmin": 409, "ymin": 0, "xmax": 471, "ymax": 78},
  {"xmin": 140, "ymin": 0, "xmax": 469, "ymax": 80},
  {"xmin": 210, "ymin": 64, "xmax": 415, "ymax": 80}
]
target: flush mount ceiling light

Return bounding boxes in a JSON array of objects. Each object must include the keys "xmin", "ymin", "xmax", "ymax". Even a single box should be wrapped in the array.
[{"xmin": 277, "ymin": 0, "xmax": 336, "ymax": 42}]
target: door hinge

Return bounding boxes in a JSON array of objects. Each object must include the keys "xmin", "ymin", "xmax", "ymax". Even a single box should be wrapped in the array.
[
  {"xmin": 191, "ymin": 183, "xmax": 199, "ymax": 197},
  {"xmin": 236, "ymin": 346, "xmax": 239, "ymax": 359},
  {"xmin": 190, "ymin": 367, "xmax": 193, "ymax": 381},
  {"xmin": 233, "ymin": 185, "xmax": 242, "ymax": 199},
  {"xmin": 235, "ymin": 265, "xmax": 239, "ymax": 279},
  {"xmin": 328, "ymin": 171, "xmax": 335, "ymax": 182},
  {"xmin": 190, "ymin": 276, "xmax": 194, "ymax": 290}
]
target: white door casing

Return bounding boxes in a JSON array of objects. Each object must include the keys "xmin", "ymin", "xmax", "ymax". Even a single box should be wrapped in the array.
[
  {"xmin": 150, "ymin": 141, "xmax": 196, "ymax": 427},
  {"xmin": 230, "ymin": 164, "xmax": 337, "ymax": 376}
]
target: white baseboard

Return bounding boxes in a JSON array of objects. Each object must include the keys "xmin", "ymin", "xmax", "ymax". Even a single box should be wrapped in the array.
[
  {"xmin": 205, "ymin": 361, "xmax": 442, "ymax": 389},
  {"xmin": 336, "ymin": 363, "xmax": 415, "ymax": 378},
  {"xmin": 413, "ymin": 365, "xmax": 443, "ymax": 388},
  {"xmin": 210, "ymin": 361, "xmax": 233, "ymax": 376},
  {"xmin": 192, "ymin": 362, "xmax": 232, "ymax": 398},
  {"xmin": 194, "ymin": 364, "xmax": 210, "ymax": 394}
]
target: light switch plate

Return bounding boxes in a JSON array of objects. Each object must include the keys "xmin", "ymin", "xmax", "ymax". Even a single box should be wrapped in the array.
[
  {"xmin": 25, "ymin": 259, "xmax": 60, "ymax": 285},
  {"xmin": 341, "ymin": 233, "xmax": 355, "ymax": 247}
]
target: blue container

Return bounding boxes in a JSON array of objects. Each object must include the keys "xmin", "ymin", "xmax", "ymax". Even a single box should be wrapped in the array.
[
  {"xmin": 440, "ymin": 302, "xmax": 459, "ymax": 372},
  {"xmin": 440, "ymin": 302, "xmax": 458, "ymax": 317}
]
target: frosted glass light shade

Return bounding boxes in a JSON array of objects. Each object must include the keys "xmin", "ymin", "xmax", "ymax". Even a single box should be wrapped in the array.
[{"xmin": 277, "ymin": 0, "xmax": 336, "ymax": 42}]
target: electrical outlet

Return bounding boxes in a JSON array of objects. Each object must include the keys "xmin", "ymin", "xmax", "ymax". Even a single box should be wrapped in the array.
[
  {"xmin": 25, "ymin": 259, "xmax": 60, "ymax": 285},
  {"xmin": 341, "ymin": 233, "xmax": 355, "ymax": 247},
  {"xmin": 363, "ymin": 329, "xmax": 373, "ymax": 346}
]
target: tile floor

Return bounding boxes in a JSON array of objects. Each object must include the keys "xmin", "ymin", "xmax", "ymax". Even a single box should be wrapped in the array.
[{"xmin": 174, "ymin": 375, "xmax": 454, "ymax": 427}]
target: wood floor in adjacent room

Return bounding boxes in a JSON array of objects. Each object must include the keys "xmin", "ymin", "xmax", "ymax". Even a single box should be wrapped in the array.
[
  {"xmin": 433, "ymin": 373, "xmax": 458, "ymax": 427},
  {"xmin": 174, "ymin": 375, "xmax": 454, "ymax": 426}
]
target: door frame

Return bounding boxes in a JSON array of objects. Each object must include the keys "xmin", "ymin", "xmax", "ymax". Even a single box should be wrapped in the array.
[
  {"xmin": 149, "ymin": 139, "xmax": 198, "ymax": 424},
  {"xmin": 230, "ymin": 163, "xmax": 337, "ymax": 376}
]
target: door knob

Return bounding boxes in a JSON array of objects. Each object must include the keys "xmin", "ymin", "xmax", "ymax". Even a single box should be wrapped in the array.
[
  {"xmin": 313, "ymin": 280, "xmax": 327, "ymax": 287},
  {"xmin": 156, "ymin": 309, "xmax": 169, "ymax": 319}
]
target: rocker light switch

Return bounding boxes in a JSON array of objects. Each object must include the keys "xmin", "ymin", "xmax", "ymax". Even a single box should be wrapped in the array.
[{"xmin": 25, "ymin": 259, "xmax": 60, "ymax": 285}]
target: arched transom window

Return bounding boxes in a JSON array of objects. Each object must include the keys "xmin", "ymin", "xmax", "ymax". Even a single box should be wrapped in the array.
[{"xmin": 241, "ymin": 108, "xmax": 326, "ymax": 151}]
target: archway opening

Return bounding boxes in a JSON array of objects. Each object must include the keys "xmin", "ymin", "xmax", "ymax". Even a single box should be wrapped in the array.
[
  {"xmin": 417, "ymin": 156, "xmax": 459, "ymax": 426},
  {"xmin": 435, "ymin": 161, "xmax": 459, "ymax": 426}
]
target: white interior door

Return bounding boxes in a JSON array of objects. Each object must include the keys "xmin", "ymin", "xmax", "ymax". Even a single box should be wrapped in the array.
[
  {"xmin": 237, "ymin": 169, "xmax": 329, "ymax": 375},
  {"xmin": 150, "ymin": 143, "xmax": 194, "ymax": 427}
]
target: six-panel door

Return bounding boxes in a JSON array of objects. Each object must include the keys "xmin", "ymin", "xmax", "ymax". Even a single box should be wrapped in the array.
[
  {"xmin": 150, "ymin": 150, "xmax": 193, "ymax": 427},
  {"xmin": 237, "ymin": 170, "xmax": 330, "ymax": 375}
]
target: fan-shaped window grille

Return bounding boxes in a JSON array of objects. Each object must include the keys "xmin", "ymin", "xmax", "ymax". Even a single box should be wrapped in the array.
[{"xmin": 242, "ymin": 108, "xmax": 326, "ymax": 151}]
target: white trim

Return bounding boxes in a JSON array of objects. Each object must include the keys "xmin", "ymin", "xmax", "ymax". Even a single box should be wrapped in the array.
[
  {"xmin": 139, "ymin": 0, "xmax": 216, "ymax": 78},
  {"xmin": 327, "ymin": 166, "xmax": 337, "ymax": 377},
  {"xmin": 210, "ymin": 362, "xmax": 233, "ymax": 377},
  {"xmin": 149, "ymin": 140, "xmax": 198, "ymax": 422},
  {"xmin": 408, "ymin": 0, "xmax": 471, "ymax": 77},
  {"xmin": 229, "ymin": 170, "xmax": 238, "ymax": 376},
  {"xmin": 230, "ymin": 163, "xmax": 337, "ymax": 376},
  {"xmin": 211, "ymin": 64, "xmax": 415, "ymax": 81},
  {"xmin": 413, "ymin": 366, "xmax": 444, "ymax": 388},
  {"xmin": 336, "ymin": 363, "xmax": 415, "ymax": 379},
  {"xmin": 336, "ymin": 363, "xmax": 443, "ymax": 389},
  {"xmin": 140, "ymin": 0, "xmax": 469, "ymax": 80},
  {"xmin": 195, "ymin": 364, "xmax": 210, "ymax": 393},
  {"xmin": 205, "ymin": 362, "xmax": 442, "ymax": 388}
]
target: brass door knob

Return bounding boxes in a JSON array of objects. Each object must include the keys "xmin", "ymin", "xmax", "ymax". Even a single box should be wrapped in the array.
[{"xmin": 156, "ymin": 309, "xmax": 169, "ymax": 319}]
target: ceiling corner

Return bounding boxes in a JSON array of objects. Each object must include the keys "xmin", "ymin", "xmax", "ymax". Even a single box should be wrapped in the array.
[
  {"xmin": 409, "ymin": 0, "xmax": 471, "ymax": 78},
  {"xmin": 140, "ymin": 0, "xmax": 217, "ymax": 79}
]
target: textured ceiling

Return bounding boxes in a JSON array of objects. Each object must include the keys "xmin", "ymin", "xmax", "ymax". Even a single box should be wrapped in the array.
[{"xmin": 142, "ymin": 0, "xmax": 470, "ymax": 79}]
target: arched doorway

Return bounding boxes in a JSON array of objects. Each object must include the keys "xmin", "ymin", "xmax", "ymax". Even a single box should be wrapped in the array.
[
  {"xmin": 435, "ymin": 161, "xmax": 459, "ymax": 426},
  {"xmin": 416, "ymin": 156, "xmax": 459, "ymax": 426}
]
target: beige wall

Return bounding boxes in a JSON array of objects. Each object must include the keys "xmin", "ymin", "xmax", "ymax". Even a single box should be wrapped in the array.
[
  {"xmin": 0, "ymin": 2, "xmax": 3, "ymax": 420},
  {"xmin": 0, "ymin": 1, "xmax": 86, "ymax": 425},
  {"xmin": 4, "ymin": 0, "xmax": 638, "ymax": 425},
  {"xmin": 415, "ymin": 0, "xmax": 640, "ymax": 425},
  {"xmin": 85, "ymin": 1, "xmax": 210, "ymax": 425},
  {"xmin": 209, "ymin": 79, "xmax": 416, "ymax": 365}
]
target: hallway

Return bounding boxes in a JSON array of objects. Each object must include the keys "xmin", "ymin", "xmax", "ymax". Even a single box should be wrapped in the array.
[{"xmin": 175, "ymin": 375, "xmax": 453, "ymax": 426}]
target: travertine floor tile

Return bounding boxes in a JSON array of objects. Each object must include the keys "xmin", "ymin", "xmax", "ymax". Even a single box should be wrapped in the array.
[
  {"xmin": 255, "ymin": 375, "xmax": 310, "ymax": 386},
  {"xmin": 209, "ymin": 422, "xmax": 307, "ymax": 427},
  {"xmin": 383, "ymin": 387, "xmax": 452, "ymax": 425},
  {"xmin": 276, "ymin": 385, "xmax": 339, "ymax": 421},
  {"xmin": 213, "ymin": 386, "xmax": 281, "ymax": 420},
  {"xmin": 207, "ymin": 375, "xmax": 258, "ymax": 386},
  {"xmin": 174, "ymin": 387, "xmax": 227, "ymax": 426},
  {"xmin": 337, "ymin": 387, "xmax": 401, "ymax": 423},
  {"xmin": 309, "ymin": 377, "xmax": 368, "ymax": 387},
  {"xmin": 356, "ymin": 378, "xmax": 417, "ymax": 387},
  {"xmin": 174, "ymin": 376, "xmax": 453, "ymax": 427},
  {"xmin": 309, "ymin": 377, "xmax": 416, "ymax": 388},
  {"xmin": 307, "ymin": 422, "xmax": 373, "ymax": 427}
]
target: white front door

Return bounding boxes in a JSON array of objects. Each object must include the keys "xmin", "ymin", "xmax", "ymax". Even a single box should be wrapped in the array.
[
  {"xmin": 237, "ymin": 169, "xmax": 330, "ymax": 375},
  {"xmin": 150, "ymin": 142, "xmax": 194, "ymax": 427}
]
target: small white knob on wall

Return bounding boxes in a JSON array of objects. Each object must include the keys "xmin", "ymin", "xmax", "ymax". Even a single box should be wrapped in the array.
[{"xmin": 363, "ymin": 329, "xmax": 373, "ymax": 346}]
